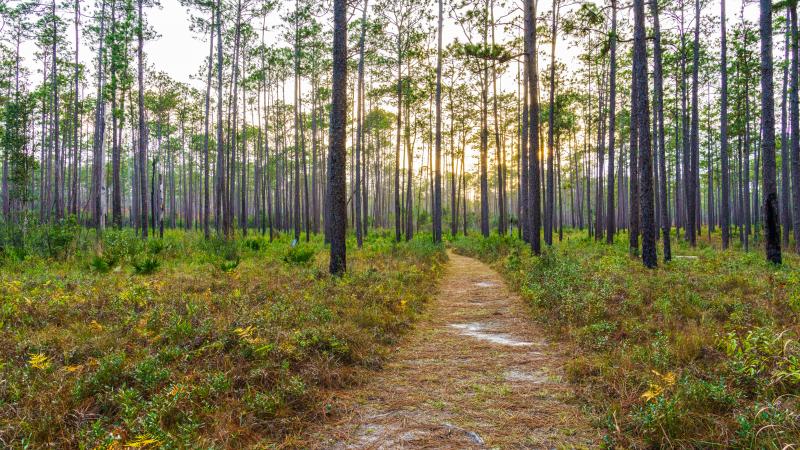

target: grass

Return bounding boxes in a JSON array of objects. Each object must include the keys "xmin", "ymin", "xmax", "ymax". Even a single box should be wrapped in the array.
[
  {"xmin": 0, "ymin": 227, "xmax": 445, "ymax": 448},
  {"xmin": 450, "ymin": 228, "xmax": 800, "ymax": 448}
]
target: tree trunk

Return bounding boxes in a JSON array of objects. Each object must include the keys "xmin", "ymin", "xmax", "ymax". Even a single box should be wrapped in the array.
[
  {"xmin": 137, "ymin": 0, "xmax": 148, "ymax": 238},
  {"xmin": 605, "ymin": 0, "xmax": 617, "ymax": 244},
  {"xmin": 394, "ymin": 34, "xmax": 403, "ymax": 242},
  {"xmin": 651, "ymin": 0, "xmax": 671, "ymax": 261},
  {"xmin": 215, "ymin": 0, "xmax": 224, "ymax": 237},
  {"xmin": 720, "ymin": 0, "xmax": 731, "ymax": 249},
  {"xmin": 780, "ymin": 12, "xmax": 790, "ymax": 248},
  {"xmin": 628, "ymin": 39, "xmax": 640, "ymax": 255},
  {"xmin": 760, "ymin": 0, "xmax": 782, "ymax": 263},
  {"xmin": 203, "ymin": 7, "xmax": 214, "ymax": 239},
  {"xmin": 433, "ymin": 0, "xmax": 444, "ymax": 243},
  {"xmin": 328, "ymin": 0, "xmax": 348, "ymax": 274},
  {"xmin": 92, "ymin": 0, "xmax": 107, "ymax": 232},
  {"xmin": 525, "ymin": 0, "xmax": 541, "ymax": 254},
  {"xmin": 545, "ymin": 0, "xmax": 559, "ymax": 245},
  {"xmin": 633, "ymin": 0, "xmax": 656, "ymax": 268},
  {"xmin": 792, "ymin": 5, "xmax": 800, "ymax": 252},
  {"xmin": 354, "ymin": 0, "xmax": 368, "ymax": 247}
]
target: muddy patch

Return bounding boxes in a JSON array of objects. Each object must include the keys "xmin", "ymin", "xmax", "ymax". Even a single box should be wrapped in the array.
[
  {"xmin": 449, "ymin": 322, "xmax": 534, "ymax": 347},
  {"xmin": 504, "ymin": 369, "xmax": 552, "ymax": 384}
]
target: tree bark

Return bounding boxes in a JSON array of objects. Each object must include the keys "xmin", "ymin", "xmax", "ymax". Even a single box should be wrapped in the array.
[
  {"xmin": 434, "ymin": 0, "xmax": 443, "ymax": 243},
  {"xmin": 651, "ymin": 0, "xmax": 671, "ymax": 261},
  {"xmin": 761, "ymin": 0, "xmax": 782, "ymax": 263},
  {"xmin": 606, "ymin": 0, "xmax": 617, "ymax": 244},
  {"xmin": 633, "ymin": 0, "xmax": 656, "ymax": 268},
  {"xmin": 720, "ymin": 0, "xmax": 731, "ymax": 249},
  {"xmin": 137, "ymin": 0, "xmax": 148, "ymax": 238},
  {"xmin": 525, "ymin": 0, "xmax": 541, "ymax": 254},
  {"xmin": 328, "ymin": 0, "xmax": 348, "ymax": 274}
]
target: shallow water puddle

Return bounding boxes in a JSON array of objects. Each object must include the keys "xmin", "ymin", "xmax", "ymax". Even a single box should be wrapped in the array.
[
  {"xmin": 449, "ymin": 322, "xmax": 534, "ymax": 346},
  {"xmin": 475, "ymin": 281, "xmax": 498, "ymax": 288},
  {"xmin": 504, "ymin": 369, "xmax": 550, "ymax": 383}
]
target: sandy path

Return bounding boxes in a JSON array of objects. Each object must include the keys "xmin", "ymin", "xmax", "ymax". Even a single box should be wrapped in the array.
[{"xmin": 306, "ymin": 252, "xmax": 598, "ymax": 448}]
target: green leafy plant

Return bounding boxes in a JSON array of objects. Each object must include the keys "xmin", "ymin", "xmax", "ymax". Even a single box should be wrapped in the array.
[
  {"xmin": 219, "ymin": 258, "xmax": 240, "ymax": 272},
  {"xmin": 284, "ymin": 244, "xmax": 315, "ymax": 265},
  {"xmin": 132, "ymin": 255, "xmax": 161, "ymax": 275},
  {"xmin": 89, "ymin": 254, "xmax": 112, "ymax": 273}
]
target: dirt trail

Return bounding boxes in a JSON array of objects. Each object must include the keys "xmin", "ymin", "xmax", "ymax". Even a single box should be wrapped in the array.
[{"xmin": 307, "ymin": 252, "xmax": 598, "ymax": 448}]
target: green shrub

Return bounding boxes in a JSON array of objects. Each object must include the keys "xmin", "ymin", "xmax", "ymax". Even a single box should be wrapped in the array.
[
  {"xmin": 284, "ymin": 244, "xmax": 315, "ymax": 265},
  {"xmin": 133, "ymin": 357, "xmax": 171, "ymax": 392},
  {"xmin": 133, "ymin": 255, "xmax": 161, "ymax": 275},
  {"xmin": 101, "ymin": 228, "xmax": 142, "ymax": 264},
  {"xmin": 219, "ymin": 258, "xmax": 240, "ymax": 272},
  {"xmin": 75, "ymin": 352, "xmax": 127, "ymax": 399},
  {"xmin": 147, "ymin": 238, "xmax": 166, "ymax": 255},
  {"xmin": 89, "ymin": 254, "xmax": 112, "ymax": 273},
  {"xmin": 244, "ymin": 237, "xmax": 265, "ymax": 251}
]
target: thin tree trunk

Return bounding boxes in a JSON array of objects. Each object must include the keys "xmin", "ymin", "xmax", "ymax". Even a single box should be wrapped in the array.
[
  {"xmin": 792, "ymin": 5, "xmax": 800, "ymax": 252},
  {"xmin": 721, "ymin": 0, "xmax": 731, "ymax": 249},
  {"xmin": 137, "ymin": 0, "xmax": 148, "ymax": 238},
  {"xmin": 434, "ymin": 0, "xmax": 444, "ymax": 243},
  {"xmin": 606, "ymin": 0, "xmax": 617, "ymax": 244}
]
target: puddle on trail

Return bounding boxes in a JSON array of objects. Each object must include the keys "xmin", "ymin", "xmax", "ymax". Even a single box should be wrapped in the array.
[
  {"xmin": 504, "ymin": 369, "xmax": 551, "ymax": 383},
  {"xmin": 474, "ymin": 281, "xmax": 498, "ymax": 288},
  {"xmin": 449, "ymin": 322, "xmax": 534, "ymax": 347}
]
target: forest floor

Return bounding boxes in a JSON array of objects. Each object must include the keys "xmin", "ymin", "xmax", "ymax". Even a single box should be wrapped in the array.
[{"xmin": 305, "ymin": 252, "xmax": 598, "ymax": 448}]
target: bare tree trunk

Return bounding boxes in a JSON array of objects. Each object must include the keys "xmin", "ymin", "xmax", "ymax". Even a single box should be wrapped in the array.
[
  {"xmin": 780, "ymin": 12, "xmax": 790, "ymax": 248},
  {"xmin": 606, "ymin": 0, "xmax": 617, "ymax": 244},
  {"xmin": 51, "ymin": 0, "xmax": 64, "ymax": 222},
  {"xmin": 760, "ymin": 0, "xmax": 782, "ymax": 263},
  {"xmin": 651, "ymin": 0, "xmax": 671, "ymax": 261},
  {"xmin": 394, "ymin": 34, "xmax": 403, "ymax": 242},
  {"xmin": 545, "ymin": 0, "xmax": 559, "ymax": 245},
  {"xmin": 214, "ymin": 0, "xmax": 224, "ymax": 236},
  {"xmin": 328, "ymin": 0, "xmax": 348, "ymax": 274},
  {"xmin": 479, "ymin": 1, "xmax": 489, "ymax": 238},
  {"xmin": 525, "ymin": 0, "xmax": 541, "ymax": 254},
  {"xmin": 720, "ymin": 0, "xmax": 731, "ymax": 249},
  {"xmin": 433, "ymin": 0, "xmax": 443, "ymax": 243},
  {"xmin": 628, "ymin": 37, "xmax": 640, "ymax": 254},
  {"xmin": 92, "ymin": 0, "xmax": 107, "ymax": 232},
  {"xmin": 791, "ymin": 5, "xmax": 800, "ymax": 252},
  {"xmin": 354, "ymin": 0, "xmax": 368, "ymax": 247},
  {"xmin": 633, "ymin": 0, "xmax": 656, "ymax": 268}
]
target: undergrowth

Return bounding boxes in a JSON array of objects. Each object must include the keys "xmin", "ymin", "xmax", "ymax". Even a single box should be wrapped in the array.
[
  {"xmin": 0, "ymin": 228, "xmax": 445, "ymax": 448},
  {"xmin": 450, "ymin": 229, "xmax": 800, "ymax": 448}
]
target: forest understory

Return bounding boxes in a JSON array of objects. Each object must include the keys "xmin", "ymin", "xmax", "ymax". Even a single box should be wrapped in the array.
[
  {"xmin": 0, "ymin": 229, "xmax": 446, "ymax": 448},
  {"xmin": 452, "ymin": 229, "xmax": 800, "ymax": 448},
  {"xmin": 1, "ymin": 227, "xmax": 798, "ymax": 448}
]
